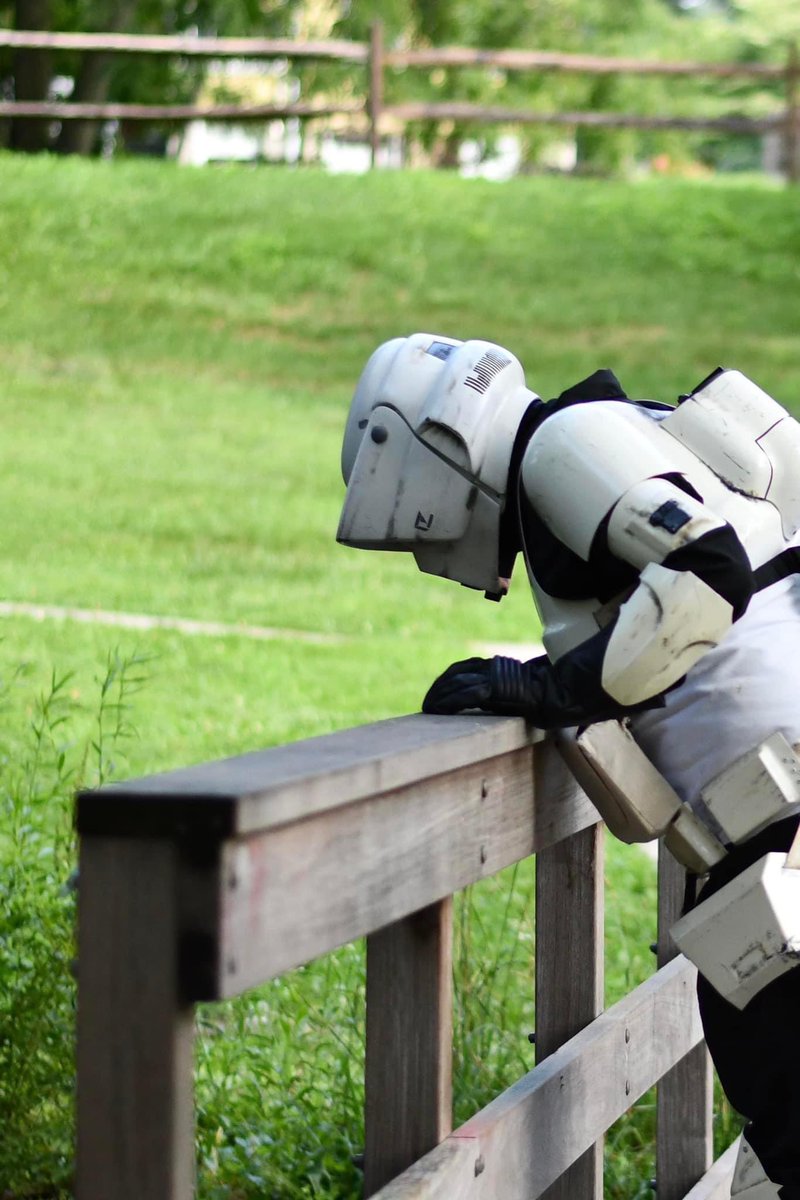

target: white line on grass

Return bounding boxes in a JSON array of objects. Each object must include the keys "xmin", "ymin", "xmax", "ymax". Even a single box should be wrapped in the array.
[{"xmin": 0, "ymin": 601, "xmax": 344, "ymax": 645}]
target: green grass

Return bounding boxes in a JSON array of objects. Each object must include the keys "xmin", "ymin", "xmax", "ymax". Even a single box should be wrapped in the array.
[
  {"xmin": 2, "ymin": 153, "xmax": 791, "ymax": 1195},
  {"xmin": 2, "ymin": 154, "xmax": 800, "ymax": 645}
]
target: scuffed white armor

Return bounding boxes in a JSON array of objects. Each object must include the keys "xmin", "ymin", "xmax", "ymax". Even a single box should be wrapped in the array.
[
  {"xmin": 339, "ymin": 339, "xmax": 800, "ymax": 1194},
  {"xmin": 600, "ymin": 563, "xmax": 733, "ymax": 705},
  {"xmin": 521, "ymin": 371, "xmax": 800, "ymax": 667},
  {"xmin": 338, "ymin": 334, "xmax": 538, "ymax": 594},
  {"xmin": 731, "ymin": 1136, "xmax": 781, "ymax": 1199},
  {"xmin": 525, "ymin": 368, "xmax": 800, "ymax": 1018}
]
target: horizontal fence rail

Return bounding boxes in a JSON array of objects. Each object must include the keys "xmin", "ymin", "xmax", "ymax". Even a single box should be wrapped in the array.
[
  {"xmin": 74, "ymin": 713, "xmax": 738, "ymax": 1200},
  {"xmin": 1, "ymin": 24, "xmax": 798, "ymax": 179},
  {"xmin": 0, "ymin": 29, "xmax": 369, "ymax": 60}
]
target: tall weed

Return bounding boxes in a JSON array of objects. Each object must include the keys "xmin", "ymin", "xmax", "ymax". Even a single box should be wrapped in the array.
[{"xmin": 0, "ymin": 650, "xmax": 148, "ymax": 1197}]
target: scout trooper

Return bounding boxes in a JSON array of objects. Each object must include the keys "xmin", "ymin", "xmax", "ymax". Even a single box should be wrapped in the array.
[{"xmin": 337, "ymin": 333, "xmax": 800, "ymax": 1200}]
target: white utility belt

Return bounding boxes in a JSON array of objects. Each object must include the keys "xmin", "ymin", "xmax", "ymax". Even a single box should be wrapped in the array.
[{"xmin": 558, "ymin": 723, "xmax": 800, "ymax": 1009}]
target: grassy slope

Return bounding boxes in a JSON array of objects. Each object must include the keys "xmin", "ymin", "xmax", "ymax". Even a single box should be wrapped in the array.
[
  {"xmin": 2, "ymin": 156, "xmax": 800, "ymax": 654},
  {"xmin": 2, "ymin": 156, "xmax": 797, "ymax": 1196},
  {"xmin": 2, "ymin": 154, "xmax": 799, "ymax": 751}
]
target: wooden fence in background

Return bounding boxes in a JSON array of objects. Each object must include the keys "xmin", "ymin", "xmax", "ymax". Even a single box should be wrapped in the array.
[
  {"xmin": 0, "ymin": 23, "xmax": 798, "ymax": 179},
  {"xmin": 75, "ymin": 712, "xmax": 738, "ymax": 1200}
]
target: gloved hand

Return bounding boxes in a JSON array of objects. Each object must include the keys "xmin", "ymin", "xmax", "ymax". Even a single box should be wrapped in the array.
[
  {"xmin": 422, "ymin": 657, "xmax": 494, "ymax": 714},
  {"xmin": 422, "ymin": 655, "xmax": 545, "ymax": 717},
  {"xmin": 422, "ymin": 636, "xmax": 665, "ymax": 726}
]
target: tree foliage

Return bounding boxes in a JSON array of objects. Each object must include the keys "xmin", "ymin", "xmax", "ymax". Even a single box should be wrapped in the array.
[
  {"xmin": 329, "ymin": 0, "xmax": 759, "ymax": 171},
  {"xmin": 0, "ymin": 0, "xmax": 300, "ymax": 153},
  {"xmin": 0, "ymin": 0, "xmax": 798, "ymax": 168}
]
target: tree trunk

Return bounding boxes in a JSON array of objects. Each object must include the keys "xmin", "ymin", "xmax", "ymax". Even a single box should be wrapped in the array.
[
  {"xmin": 10, "ymin": 0, "xmax": 52, "ymax": 153},
  {"xmin": 432, "ymin": 127, "xmax": 461, "ymax": 169},
  {"xmin": 55, "ymin": 0, "xmax": 138, "ymax": 156}
]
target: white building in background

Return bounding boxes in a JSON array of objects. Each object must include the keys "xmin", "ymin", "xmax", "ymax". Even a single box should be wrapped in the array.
[
  {"xmin": 173, "ymin": 60, "xmax": 526, "ymax": 178},
  {"xmin": 175, "ymin": 60, "xmax": 303, "ymax": 167}
]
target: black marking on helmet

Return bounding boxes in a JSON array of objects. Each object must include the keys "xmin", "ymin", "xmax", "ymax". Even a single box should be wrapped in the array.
[
  {"xmin": 415, "ymin": 511, "xmax": 434, "ymax": 531},
  {"xmin": 464, "ymin": 350, "xmax": 512, "ymax": 395},
  {"xmin": 649, "ymin": 499, "xmax": 691, "ymax": 534}
]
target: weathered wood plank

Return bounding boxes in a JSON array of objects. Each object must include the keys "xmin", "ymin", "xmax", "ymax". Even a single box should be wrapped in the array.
[
  {"xmin": 78, "ymin": 713, "xmax": 542, "ymax": 838},
  {"xmin": 786, "ymin": 45, "xmax": 800, "ymax": 186},
  {"xmin": 365, "ymin": 900, "xmax": 453, "ymax": 1196},
  {"xmin": 535, "ymin": 825, "xmax": 605, "ymax": 1200},
  {"xmin": 76, "ymin": 837, "xmax": 195, "ymax": 1200},
  {"xmin": 0, "ymin": 29, "xmax": 369, "ymax": 60},
  {"xmin": 682, "ymin": 1138, "xmax": 739, "ymax": 1200},
  {"xmin": 0, "ymin": 99, "xmax": 365, "ymax": 121},
  {"xmin": 657, "ymin": 844, "xmax": 713, "ymax": 1200},
  {"xmin": 384, "ymin": 46, "xmax": 782, "ymax": 79},
  {"xmin": 384, "ymin": 103, "xmax": 779, "ymax": 135},
  {"xmin": 0, "ymin": 30, "xmax": 780, "ymax": 78},
  {"xmin": 368, "ymin": 19, "xmax": 384, "ymax": 167},
  {"xmin": 373, "ymin": 957, "xmax": 704, "ymax": 1200},
  {"xmin": 369, "ymin": 1137, "xmax": 480, "ymax": 1200},
  {"xmin": 218, "ymin": 739, "xmax": 596, "ymax": 995},
  {"xmin": 533, "ymin": 732, "xmax": 600, "ymax": 848}
]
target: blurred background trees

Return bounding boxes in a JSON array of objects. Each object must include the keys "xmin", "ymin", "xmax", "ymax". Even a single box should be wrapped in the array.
[{"xmin": 0, "ymin": 0, "xmax": 796, "ymax": 172}]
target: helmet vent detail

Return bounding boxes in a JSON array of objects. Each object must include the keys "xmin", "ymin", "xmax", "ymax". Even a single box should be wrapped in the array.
[{"xmin": 464, "ymin": 350, "xmax": 513, "ymax": 395}]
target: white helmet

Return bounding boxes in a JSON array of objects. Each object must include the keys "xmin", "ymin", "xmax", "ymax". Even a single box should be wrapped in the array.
[{"xmin": 337, "ymin": 333, "xmax": 540, "ymax": 596}]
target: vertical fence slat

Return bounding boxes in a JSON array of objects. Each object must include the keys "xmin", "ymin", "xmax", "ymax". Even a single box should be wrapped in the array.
[
  {"xmin": 77, "ymin": 836, "xmax": 195, "ymax": 1200},
  {"xmin": 786, "ymin": 43, "xmax": 800, "ymax": 184},
  {"xmin": 364, "ymin": 897, "xmax": 454, "ymax": 1197},
  {"xmin": 535, "ymin": 823, "xmax": 605, "ymax": 1200},
  {"xmin": 656, "ymin": 843, "xmax": 713, "ymax": 1200},
  {"xmin": 368, "ymin": 20, "xmax": 384, "ymax": 168}
]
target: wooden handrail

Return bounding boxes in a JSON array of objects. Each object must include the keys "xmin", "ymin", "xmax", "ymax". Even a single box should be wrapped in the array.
[
  {"xmin": 0, "ymin": 28, "xmax": 783, "ymax": 79},
  {"xmin": 382, "ymin": 46, "xmax": 784, "ymax": 78},
  {"xmin": 78, "ymin": 713, "xmax": 543, "ymax": 840},
  {"xmin": 0, "ymin": 29, "xmax": 368, "ymax": 60},
  {"xmin": 74, "ymin": 713, "xmax": 732, "ymax": 1199},
  {"xmin": 0, "ymin": 99, "xmax": 364, "ymax": 120},
  {"xmin": 384, "ymin": 102, "xmax": 779, "ymax": 135}
]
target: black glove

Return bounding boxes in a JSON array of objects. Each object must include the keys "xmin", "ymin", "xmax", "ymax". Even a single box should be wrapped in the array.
[
  {"xmin": 423, "ymin": 631, "xmax": 667, "ymax": 726},
  {"xmin": 422, "ymin": 657, "xmax": 494, "ymax": 715},
  {"xmin": 423, "ymin": 654, "xmax": 555, "ymax": 719}
]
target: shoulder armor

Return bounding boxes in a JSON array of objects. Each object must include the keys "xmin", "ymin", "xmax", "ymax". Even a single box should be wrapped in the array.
[
  {"xmin": 602, "ymin": 562, "xmax": 733, "ymax": 705},
  {"xmin": 663, "ymin": 369, "xmax": 800, "ymax": 539},
  {"xmin": 607, "ymin": 477, "xmax": 724, "ymax": 569},
  {"xmin": 521, "ymin": 401, "xmax": 679, "ymax": 561}
]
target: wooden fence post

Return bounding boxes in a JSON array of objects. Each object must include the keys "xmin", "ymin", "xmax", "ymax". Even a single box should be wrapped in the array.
[
  {"xmin": 76, "ymin": 836, "xmax": 195, "ymax": 1200},
  {"xmin": 535, "ymin": 823, "xmax": 605, "ymax": 1200},
  {"xmin": 368, "ymin": 20, "xmax": 384, "ymax": 168},
  {"xmin": 656, "ymin": 843, "xmax": 713, "ymax": 1200},
  {"xmin": 364, "ymin": 897, "xmax": 454, "ymax": 1196},
  {"xmin": 785, "ymin": 43, "xmax": 800, "ymax": 184}
]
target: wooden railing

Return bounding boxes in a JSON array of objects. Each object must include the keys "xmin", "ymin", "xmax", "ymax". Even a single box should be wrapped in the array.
[
  {"xmin": 75, "ymin": 712, "xmax": 736, "ymax": 1199},
  {"xmin": 0, "ymin": 24, "xmax": 798, "ymax": 179}
]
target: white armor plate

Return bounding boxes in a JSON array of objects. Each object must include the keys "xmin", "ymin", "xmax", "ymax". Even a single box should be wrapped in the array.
[{"xmin": 522, "ymin": 374, "xmax": 798, "ymax": 664}]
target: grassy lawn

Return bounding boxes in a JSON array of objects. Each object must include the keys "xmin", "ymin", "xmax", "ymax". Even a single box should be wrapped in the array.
[{"xmin": 2, "ymin": 153, "xmax": 797, "ymax": 1196}]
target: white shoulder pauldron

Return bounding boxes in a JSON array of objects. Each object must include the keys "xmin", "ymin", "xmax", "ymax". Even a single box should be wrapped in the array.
[
  {"xmin": 521, "ymin": 400, "xmax": 678, "ymax": 561},
  {"xmin": 520, "ymin": 371, "xmax": 800, "ymax": 664},
  {"xmin": 522, "ymin": 371, "xmax": 800, "ymax": 567},
  {"xmin": 660, "ymin": 368, "xmax": 800, "ymax": 541}
]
